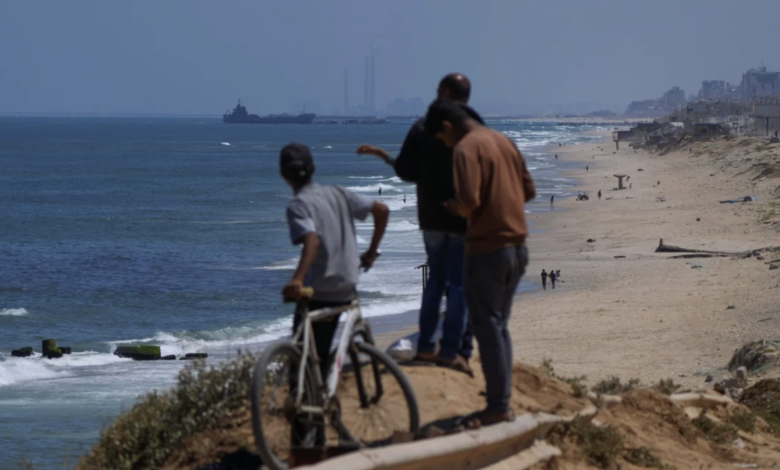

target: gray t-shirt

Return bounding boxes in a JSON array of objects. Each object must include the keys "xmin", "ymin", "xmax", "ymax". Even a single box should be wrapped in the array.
[{"xmin": 286, "ymin": 183, "xmax": 374, "ymax": 302}]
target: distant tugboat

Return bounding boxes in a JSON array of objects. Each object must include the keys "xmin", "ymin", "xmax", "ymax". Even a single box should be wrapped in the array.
[{"xmin": 223, "ymin": 100, "xmax": 316, "ymax": 124}]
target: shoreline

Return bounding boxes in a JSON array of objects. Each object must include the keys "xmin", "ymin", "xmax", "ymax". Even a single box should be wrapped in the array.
[
  {"xmin": 379, "ymin": 129, "xmax": 779, "ymax": 389},
  {"xmin": 514, "ymin": 132, "xmax": 780, "ymax": 389}
]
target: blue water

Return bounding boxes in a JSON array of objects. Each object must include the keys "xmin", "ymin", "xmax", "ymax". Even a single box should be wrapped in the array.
[{"xmin": 0, "ymin": 117, "xmax": 604, "ymax": 468}]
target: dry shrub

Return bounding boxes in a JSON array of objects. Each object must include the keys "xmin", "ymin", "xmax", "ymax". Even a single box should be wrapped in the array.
[
  {"xmin": 741, "ymin": 378, "xmax": 780, "ymax": 435},
  {"xmin": 592, "ymin": 376, "xmax": 640, "ymax": 395},
  {"xmin": 539, "ymin": 358, "xmax": 588, "ymax": 398},
  {"xmin": 727, "ymin": 408, "xmax": 756, "ymax": 434},
  {"xmin": 651, "ymin": 378, "xmax": 681, "ymax": 396},
  {"xmin": 572, "ymin": 417, "xmax": 624, "ymax": 469},
  {"xmin": 78, "ymin": 353, "xmax": 256, "ymax": 470},
  {"xmin": 692, "ymin": 410, "xmax": 738, "ymax": 445}
]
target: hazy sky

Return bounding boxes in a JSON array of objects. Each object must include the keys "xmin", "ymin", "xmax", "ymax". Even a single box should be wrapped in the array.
[{"xmin": 2, "ymin": 0, "xmax": 780, "ymax": 115}]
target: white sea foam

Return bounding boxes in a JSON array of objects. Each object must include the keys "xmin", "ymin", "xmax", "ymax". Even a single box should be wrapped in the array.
[
  {"xmin": 0, "ymin": 357, "xmax": 68, "ymax": 387},
  {"xmin": 360, "ymin": 300, "xmax": 419, "ymax": 318},
  {"xmin": 386, "ymin": 220, "xmax": 419, "ymax": 232},
  {"xmin": 109, "ymin": 317, "xmax": 294, "ymax": 355},
  {"xmin": 0, "ymin": 308, "xmax": 28, "ymax": 316},
  {"xmin": 256, "ymin": 258, "xmax": 299, "ymax": 271},
  {"xmin": 344, "ymin": 183, "xmax": 401, "ymax": 193},
  {"xmin": 52, "ymin": 351, "xmax": 129, "ymax": 368}
]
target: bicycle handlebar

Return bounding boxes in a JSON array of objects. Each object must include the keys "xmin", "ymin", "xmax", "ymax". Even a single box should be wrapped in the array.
[{"xmin": 299, "ymin": 287, "xmax": 315, "ymax": 299}]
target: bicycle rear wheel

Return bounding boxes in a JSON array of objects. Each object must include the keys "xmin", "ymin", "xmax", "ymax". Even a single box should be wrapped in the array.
[
  {"xmin": 251, "ymin": 341, "xmax": 319, "ymax": 470},
  {"xmin": 336, "ymin": 342, "xmax": 420, "ymax": 446}
]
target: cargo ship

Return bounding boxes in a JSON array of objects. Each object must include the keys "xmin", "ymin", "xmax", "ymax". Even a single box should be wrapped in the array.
[{"xmin": 223, "ymin": 100, "xmax": 316, "ymax": 124}]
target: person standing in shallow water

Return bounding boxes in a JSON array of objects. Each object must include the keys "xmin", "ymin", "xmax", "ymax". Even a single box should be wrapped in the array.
[
  {"xmin": 541, "ymin": 269, "xmax": 548, "ymax": 290},
  {"xmin": 550, "ymin": 194, "xmax": 554, "ymax": 209},
  {"xmin": 429, "ymin": 99, "xmax": 536, "ymax": 426}
]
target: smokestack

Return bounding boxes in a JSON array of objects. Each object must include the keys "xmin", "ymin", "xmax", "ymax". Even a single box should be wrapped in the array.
[
  {"xmin": 343, "ymin": 68, "xmax": 349, "ymax": 115},
  {"xmin": 364, "ymin": 57, "xmax": 369, "ymax": 114}
]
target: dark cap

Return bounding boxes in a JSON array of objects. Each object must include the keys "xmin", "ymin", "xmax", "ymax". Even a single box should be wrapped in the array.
[{"xmin": 280, "ymin": 143, "xmax": 315, "ymax": 179}]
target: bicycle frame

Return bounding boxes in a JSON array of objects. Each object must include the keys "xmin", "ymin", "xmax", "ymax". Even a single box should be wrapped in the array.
[{"xmin": 291, "ymin": 299, "xmax": 366, "ymax": 413}]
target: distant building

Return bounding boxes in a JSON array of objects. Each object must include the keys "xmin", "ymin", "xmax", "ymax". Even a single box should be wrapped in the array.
[
  {"xmin": 660, "ymin": 86, "xmax": 686, "ymax": 111},
  {"xmin": 626, "ymin": 99, "xmax": 663, "ymax": 116},
  {"xmin": 698, "ymin": 80, "xmax": 728, "ymax": 100},
  {"xmin": 739, "ymin": 66, "xmax": 780, "ymax": 99}
]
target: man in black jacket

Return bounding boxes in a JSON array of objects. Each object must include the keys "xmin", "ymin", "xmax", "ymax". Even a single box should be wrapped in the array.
[{"xmin": 356, "ymin": 73, "xmax": 481, "ymax": 375}]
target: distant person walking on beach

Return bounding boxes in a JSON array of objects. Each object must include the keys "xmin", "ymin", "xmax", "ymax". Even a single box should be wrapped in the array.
[
  {"xmin": 550, "ymin": 194, "xmax": 554, "ymax": 209},
  {"xmin": 541, "ymin": 269, "xmax": 548, "ymax": 290},
  {"xmin": 586, "ymin": 165, "xmax": 589, "ymax": 173},
  {"xmin": 429, "ymin": 99, "xmax": 536, "ymax": 425},
  {"xmin": 356, "ymin": 73, "xmax": 484, "ymax": 375},
  {"xmin": 280, "ymin": 143, "xmax": 389, "ymax": 445},
  {"xmin": 598, "ymin": 190, "xmax": 602, "ymax": 200},
  {"xmin": 549, "ymin": 269, "xmax": 557, "ymax": 289}
]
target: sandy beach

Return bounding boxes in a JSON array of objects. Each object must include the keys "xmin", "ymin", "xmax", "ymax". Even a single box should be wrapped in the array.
[{"xmin": 514, "ymin": 131, "xmax": 780, "ymax": 389}]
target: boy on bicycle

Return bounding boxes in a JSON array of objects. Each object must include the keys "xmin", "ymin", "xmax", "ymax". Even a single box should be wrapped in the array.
[{"xmin": 280, "ymin": 142, "xmax": 389, "ymax": 377}]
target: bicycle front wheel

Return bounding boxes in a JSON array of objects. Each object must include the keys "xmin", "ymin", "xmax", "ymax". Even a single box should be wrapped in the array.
[
  {"xmin": 337, "ymin": 342, "xmax": 420, "ymax": 446},
  {"xmin": 251, "ymin": 341, "xmax": 318, "ymax": 470}
]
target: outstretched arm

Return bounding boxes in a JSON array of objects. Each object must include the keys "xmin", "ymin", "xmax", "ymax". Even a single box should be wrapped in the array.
[
  {"xmin": 360, "ymin": 202, "xmax": 389, "ymax": 271},
  {"xmin": 356, "ymin": 144, "xmax": 395, "ymax": 165}
]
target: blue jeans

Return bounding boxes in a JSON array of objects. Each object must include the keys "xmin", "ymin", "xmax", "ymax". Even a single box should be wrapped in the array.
[
  {"xmin": 464, "ymin": 245, "xmax": 528, "ymax": 413},
  {"xmin": 418, "ymin": 230, "xmax": 473, "ymax": 361}
]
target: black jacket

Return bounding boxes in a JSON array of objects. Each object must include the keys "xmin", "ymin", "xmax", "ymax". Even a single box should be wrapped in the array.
[{"xmin": 393, "ymin": 105, "xmax": 485, "ymax": 234}]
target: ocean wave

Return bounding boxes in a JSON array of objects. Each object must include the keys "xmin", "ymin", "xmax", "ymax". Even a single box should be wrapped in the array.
[
  {"xmin": 256, "ymin": 258, "xmax": 299, "ymax": 271},
  {"xmin": 0, "ymin": 356, "xmax": 68, "ymax": 387},
  {"xmin": 386, "ymin": 220, "xmax": 419, "ymax": 232},
  {"xmin": 344, "ymin": 183, "xmax": 402, "ymax": 193},
  {"xmin": 0, "ymin": 351, "xmax": 130, "ymax": 388},
  {"xmin": 108, "ymin": 317, "xmax": 294, "ymax": 355},
  {"xmin": 0, "ymin": 308, "xmax": 28, "ymax": 316},
  {"xmin": 104, "ymin": 296, "xmax": 419, "ymax": 355},
  {"xmin": 384, "ymin": 197, "xmax": 416, "ymax": 212},
  {"xmin": 361, "ymin": 299, "xmax": 420, "ymax": 318}
]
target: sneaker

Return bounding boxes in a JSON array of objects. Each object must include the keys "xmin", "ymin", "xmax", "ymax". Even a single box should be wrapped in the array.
[
  {"xmin": 462, "ymin": 408, "xmax": 515, "ymax": 429},
  {"xmin": 412, "ymin": 352, "xmax": 437, "ymax": 364},
  {"xmin": 436, "ymin": 355, "xmax": 475, "ymax": 378}
]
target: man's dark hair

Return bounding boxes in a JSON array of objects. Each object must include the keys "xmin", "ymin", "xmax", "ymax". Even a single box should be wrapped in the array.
[
  {"xmin": 438, "ymin": 73, "xmax": 471, "ymax": 102},
  {"xmin": 279, "ymin": 142, "xmax": 315, "ymax": 185},
  {"xmin": 424, "ymin": 99, "xmax": 472, "ymax": 136}
]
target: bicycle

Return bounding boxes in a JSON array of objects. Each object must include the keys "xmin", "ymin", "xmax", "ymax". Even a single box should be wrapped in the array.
[{"xmin": 251, "ymin": 287, "xmax": 420, "ymax": 470}]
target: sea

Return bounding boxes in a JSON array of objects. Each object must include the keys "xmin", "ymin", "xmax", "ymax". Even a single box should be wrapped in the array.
[{"xmin": 0, "ymin": 117, "xmax": 606, "ymax": 469}]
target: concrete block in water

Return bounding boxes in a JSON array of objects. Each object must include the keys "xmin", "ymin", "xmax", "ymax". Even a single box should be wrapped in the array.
[
  {"xmin": 11, "ymin": 347, "xmax": 34, "ymax": 357},
  {"xmin": 114, "ymin": 345, "xmax": 162, "ymax": 361},
  {"xmin": 180, "ymin": 353, "xmax": 208, "ymax": 360}
]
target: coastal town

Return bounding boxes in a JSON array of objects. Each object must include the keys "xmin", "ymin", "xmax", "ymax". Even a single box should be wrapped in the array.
[{"xmin": 6, "ymin": 3, "xmax": 780, "ymax": 470}]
